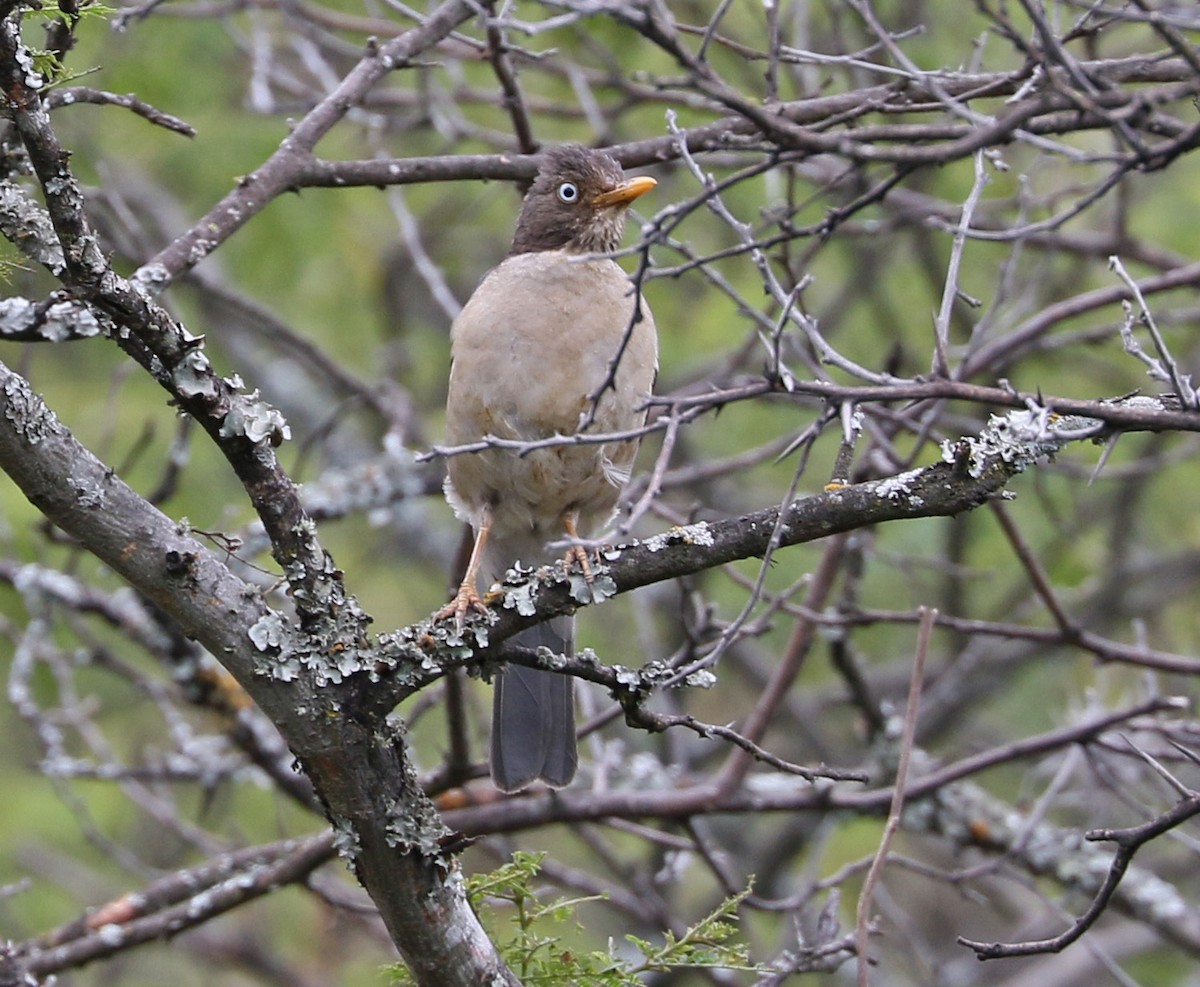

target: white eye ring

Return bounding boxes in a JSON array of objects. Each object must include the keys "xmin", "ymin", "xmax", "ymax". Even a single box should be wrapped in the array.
[{"xmin": 557, "ymin": 181, "xmax": 579, "ymax": 203}]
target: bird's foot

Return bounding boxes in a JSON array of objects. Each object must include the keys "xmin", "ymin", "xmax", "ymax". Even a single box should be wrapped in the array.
[
  {"xmin": 562, "ymin": 543, "xmax": 597, "ymax": 584},
  {"xmin": 435, "ymin": 583, "xmax": 489, "ymax": 632}
]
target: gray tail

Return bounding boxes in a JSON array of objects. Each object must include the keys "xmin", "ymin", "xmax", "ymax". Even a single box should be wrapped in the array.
[{"xmin": 491, "ymin": 616, "xmax": 577, "ymax": 791}]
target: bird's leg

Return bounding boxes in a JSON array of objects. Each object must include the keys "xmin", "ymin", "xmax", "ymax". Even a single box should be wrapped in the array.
[
  {"xmin": 435, "ymin": 506, "xmax": 493, "ymax": 629},
  {"xmin": 560, "ymin": 512, "xmax": 595, "ymax": 584}
]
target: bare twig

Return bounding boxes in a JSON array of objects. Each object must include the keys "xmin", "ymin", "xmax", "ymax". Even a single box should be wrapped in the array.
[
  {"xmin": 855, "ymin": 606, "xmax": 936, "ymax": 987},
  {"xmin": 960, "ymin": 792, "xmax": 1200, "ymax": 960}
]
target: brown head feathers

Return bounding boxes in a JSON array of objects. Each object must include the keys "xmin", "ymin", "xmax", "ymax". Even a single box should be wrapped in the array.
[{"xmin": 509, "ymin": 146, "xmax": 656, "ymax": 256}]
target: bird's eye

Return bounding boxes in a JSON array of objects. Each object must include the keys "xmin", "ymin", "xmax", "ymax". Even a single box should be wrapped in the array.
[{"xmin": 556, "ymin": 181, "xmax": 579, "ymax": 203}]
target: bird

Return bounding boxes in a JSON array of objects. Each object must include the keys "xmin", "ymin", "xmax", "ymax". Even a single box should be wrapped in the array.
[{"xmin": 438, "ymin": 145, "xmax": 658, "ymax": 792}]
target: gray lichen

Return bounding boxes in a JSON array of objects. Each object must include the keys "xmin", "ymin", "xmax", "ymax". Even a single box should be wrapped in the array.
[
  {"xmin": 172, "ymin": 349, "xmax": 218, "ymax": 400},
  {"xmin": 568, "ymin": 569, "xmax": 616, "ymax": 604},
  {"xmin": 3, "ymin": 375, "xmax": 54, "ymax": 445},
  {"xmin": 0, "ymin": 181, "xmax": 65, "ymax": 273},
  {"xmin": 220, "ymin": 392, "xmax": 291, "ymax": 446},
  {"xmin": 642, "ymin": 522, "xmax": 715, "ymax": 553},
  {"xmin": 942, "ymin": 409, "xmax": 1104, "ymax": 479},
  {"xmin": 873, "ymin": 468, "xmax": 925, "ymax": 503}
]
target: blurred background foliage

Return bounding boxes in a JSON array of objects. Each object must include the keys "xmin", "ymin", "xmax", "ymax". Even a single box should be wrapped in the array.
[{"xmin": 2, "ymin": 0, "xmax": 1200, "ymax": 984}]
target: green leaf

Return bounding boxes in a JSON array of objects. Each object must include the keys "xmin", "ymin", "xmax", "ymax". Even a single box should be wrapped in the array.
[{"xmin": 386, "ymin": 861, "xmax": 763, "ymax": 985}]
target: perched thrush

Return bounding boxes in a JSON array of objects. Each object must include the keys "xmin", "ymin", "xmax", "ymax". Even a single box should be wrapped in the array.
[{"xmin": 440, "ymin": 146, "xmax": 658, "ymax": 791}]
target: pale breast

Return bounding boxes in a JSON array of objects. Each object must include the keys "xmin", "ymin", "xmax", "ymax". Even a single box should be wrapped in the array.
[{"xmin": 445, "ymin": 250, "xmax": 657, "ymax": 542}]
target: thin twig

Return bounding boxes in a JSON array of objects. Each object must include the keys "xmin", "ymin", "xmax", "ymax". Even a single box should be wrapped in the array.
[
  {"xmin": 960, "ymin": 792, "xmax": 1200, "ymax": 960},
  {"xmin": 855, "ymin": 606, "xmax": 936, "ymax": 987},
  {"xmin": 933, "ymin": 149, "xmax": 990, "ymax": 376},
  {"xmin": 1109, "ymin": 254, "xmax": 1198, "ymax": 408}
]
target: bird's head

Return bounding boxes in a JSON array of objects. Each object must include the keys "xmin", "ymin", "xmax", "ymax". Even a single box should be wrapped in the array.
[{"xmin": 509, "ymin": 145, "xmax": 656, "ymax": 256}]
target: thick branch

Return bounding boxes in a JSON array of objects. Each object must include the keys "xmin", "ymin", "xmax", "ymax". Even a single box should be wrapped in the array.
[
  {"xmin": 0, "ymin": 361, "xmax": 516, "ymax": 987},
  {"xmin": 372, "ymin": 408, "xmax": 1103, "ymax": 719}
]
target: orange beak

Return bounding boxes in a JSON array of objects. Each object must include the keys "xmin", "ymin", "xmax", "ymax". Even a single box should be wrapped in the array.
[{"xmin": 590, "ymin": 175, "xmax": 657, "ymax": 207}]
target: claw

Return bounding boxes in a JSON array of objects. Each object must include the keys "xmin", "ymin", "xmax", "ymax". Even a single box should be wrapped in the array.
[
  {"xmin": 435, "ymin": 582, "xmax": 489, "ymax": 633},
  {"xmin": 562, "ymin": 543, "xmax": 596, "ymax": 584},
  {"xmin": 437, "ymin": 508, "xmax": 493, "ymax": 632},
  {"xmin": 560, "ymin": 513, "xmax": 598, "ymax": 584}
]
